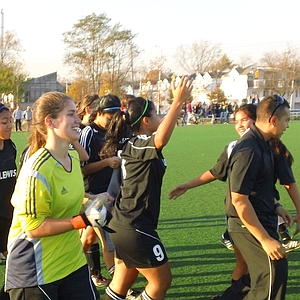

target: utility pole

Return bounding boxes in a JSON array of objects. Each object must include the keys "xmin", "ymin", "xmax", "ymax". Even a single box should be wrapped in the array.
[{"xmin": 1, "ymin": 9, "xmax": 4, "ymax": 64}]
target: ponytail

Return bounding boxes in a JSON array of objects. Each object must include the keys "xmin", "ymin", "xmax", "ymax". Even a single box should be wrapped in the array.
[
  {"xmin": 100, "ymin": 97, "xmax": 155, "ymax": 158},
  {"xmin": 100, "ymin": 110, "xmax": 131, "ymax": 158}
]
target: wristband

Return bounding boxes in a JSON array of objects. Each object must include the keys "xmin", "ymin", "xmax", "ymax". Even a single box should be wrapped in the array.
[{"xmin": 70, "ymin": 214, "xmax": 90, "ymax": 229}]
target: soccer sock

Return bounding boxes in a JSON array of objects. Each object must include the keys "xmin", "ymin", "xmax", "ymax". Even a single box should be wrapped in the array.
[
  {"xmin": 140, "ymin": 290, "xmax": 154, "ymax": 300},
  {"xmin": 223, "ymin": 229, "xmax": 230, "ymax": 240},
  {"xmin": 278, "ymin": 224, "xmax": 291, "ymax": 242},
  {"xmin": 105, "ymin": 287, "xmax": 125, "ymax": 300},
  {"xmin": 108, "ymin": 265, "xmax": 115, "ymax": 276},
  {"xmin": 85, "ymin": 243, "xmax": 101, "ymax": 276}
]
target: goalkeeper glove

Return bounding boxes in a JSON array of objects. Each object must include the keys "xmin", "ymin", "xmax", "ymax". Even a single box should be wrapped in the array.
[{"xmin": 71, "ymin": 193, "xmax": 112, "ymax": 229}]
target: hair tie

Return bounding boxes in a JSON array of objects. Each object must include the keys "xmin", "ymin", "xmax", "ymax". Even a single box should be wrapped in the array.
[{"xmin": 131, "ymin": 100, "xmax": 149, "ymax": 126}]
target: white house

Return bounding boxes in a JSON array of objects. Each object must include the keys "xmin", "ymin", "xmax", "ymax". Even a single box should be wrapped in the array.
[{"xmin": 220, "ymin": 68, "xmax": 248, "ymax": 104}]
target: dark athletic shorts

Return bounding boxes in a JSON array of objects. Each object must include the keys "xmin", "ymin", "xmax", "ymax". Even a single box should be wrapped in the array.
[
  {"xmin": 0, "ymin": 217, "xmax": 12, "ymax": 252},
  {"xmin": 109, "ymin": 226, "xmax": 168, "ymax": 268},
  {"xmin": 8, "ymin": 265, "xmax": 99, "ymax": 300}
]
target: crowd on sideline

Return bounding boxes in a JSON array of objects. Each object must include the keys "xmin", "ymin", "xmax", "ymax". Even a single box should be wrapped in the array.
[{"xmin": 3, "ymin": 105, "xmax": 33, "ymax": 132}]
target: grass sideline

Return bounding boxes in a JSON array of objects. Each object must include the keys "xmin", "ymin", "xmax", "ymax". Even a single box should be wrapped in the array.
[{"xmin": 1, "ymin": 123, "xmax": 299, "ymax": 299}]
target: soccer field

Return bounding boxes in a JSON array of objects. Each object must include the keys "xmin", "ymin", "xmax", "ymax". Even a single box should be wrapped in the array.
[{"xmin": 1, "ymin": 123, "xmax": 300, "ymax": 299}]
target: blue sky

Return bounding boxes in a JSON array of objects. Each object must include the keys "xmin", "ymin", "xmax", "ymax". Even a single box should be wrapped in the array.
[{"xmin": 2, "ymin": 0, "xmax": 300, "ymax": 78}]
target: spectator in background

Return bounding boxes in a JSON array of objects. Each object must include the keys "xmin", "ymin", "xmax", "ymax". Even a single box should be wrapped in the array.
[
  {"xmin": 12, "ymin": 105, "xmax": 23, "ymax": 132},
  {"xmin": 23, "ymin": 106, "xmax": 33, "ymax": 132},
  {"xmin": 0, "ymin": 104, "xmax": 17, "ymax": 300}
]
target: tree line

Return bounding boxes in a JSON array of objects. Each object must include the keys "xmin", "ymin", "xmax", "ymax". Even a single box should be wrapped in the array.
[{"xmin": 1, "ymin": 12, "xmax": 300, "ymax": 102}]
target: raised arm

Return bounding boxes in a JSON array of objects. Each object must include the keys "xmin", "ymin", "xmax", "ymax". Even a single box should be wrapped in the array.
[{"xmin": 154, "ymin": 76, "xmax": 193, "ymax": 149}]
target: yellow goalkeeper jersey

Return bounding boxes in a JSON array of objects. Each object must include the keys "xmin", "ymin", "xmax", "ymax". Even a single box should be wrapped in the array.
[{"xmin": 5, "ymin": 148, "xmax": 86, "ymax": 290}]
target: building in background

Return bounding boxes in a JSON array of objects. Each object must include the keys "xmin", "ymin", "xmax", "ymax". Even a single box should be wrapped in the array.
[{"xmin": 23, "ymin": 72, "xmax": 65, "ymax": 103}]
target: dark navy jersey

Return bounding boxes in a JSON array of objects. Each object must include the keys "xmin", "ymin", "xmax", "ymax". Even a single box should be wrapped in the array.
[
  {"xmin": 0, "ymin": 139, "xmax": 17, "ymax": 218},
  {"xmin": 110, "ymin": 134, "xmax": 166, "ymax": 231},
  {"xmin": 79, "ymin": 122, "xmax": 112, "ymax": 194}
]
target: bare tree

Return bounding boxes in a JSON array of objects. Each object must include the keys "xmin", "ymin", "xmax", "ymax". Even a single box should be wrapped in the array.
[
  {"xmin": 260, "ymin": 47, "xmax": 300, "ymax": 98},
  {"xmin": 63, "ymin": 13, "xmax": 138, "ymax": 94},
  {"xmin": 175, "ymin": 41, "xmax": 222, "ymax": 74},
  {"xmin": 1, "ymin": 31, "xmax": 22, "ymax": 66},
  {"xmin": 105, "ymin": 24, "xmax": 138, "ymax": 94}
]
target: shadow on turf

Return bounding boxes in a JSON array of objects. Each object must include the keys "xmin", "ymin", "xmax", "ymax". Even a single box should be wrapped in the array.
[
  {"xmin": 159, "ymin": 215, "xmax": 225, "ymax": 224},
  {"xmin": 167, "ymin": 243, "xmax": 225, "ymax": 252},
  {"xmin": 158, "ymin": 215, "xmax": 226, "ymax": 230}
]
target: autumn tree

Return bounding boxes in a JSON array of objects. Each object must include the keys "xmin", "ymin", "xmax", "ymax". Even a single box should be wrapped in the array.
[
  {"xmin": 63, "ymin": 13, "xmax": 138, "ymax": 95},
  {"xmin": 66, "ymin": 77, "xmax": 90, "ymax": 102},
  {"xmin": 260, "ymin": 47, "xmax": 300, "ymax": 98},
  {"xmin": 210, "ymin": 55, "xmax": 233, "ymax": 75},
  {"xmin": 0, "ymin": 30, "xmax": 26, "ymax": 101},
  {"xmin": 207, "ymin": 87, "xmax": 227, "ymax": 103},
  {"xmin": 175, "ymin": 41, "xmax": 222, "ymax": 74}
]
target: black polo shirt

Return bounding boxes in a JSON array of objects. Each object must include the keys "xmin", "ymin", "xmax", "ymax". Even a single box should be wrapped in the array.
[
  {"xmin": 79, "ymin": 122, "xmax": 112, "ymax": 194},
  {"xmin": 210, "ymin": 140, "xmax": 237, "ymax": 181},
  {"xmin": 110, "ymin": 133, "xmax": 166, "ymax": 231},
  {"xmin": 226, "ymin": 125, "xmax": 278, "ymax": 237}
]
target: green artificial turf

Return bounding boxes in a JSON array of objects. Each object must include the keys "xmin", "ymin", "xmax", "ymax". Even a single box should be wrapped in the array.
[{"xmin": 1, "ymin": 123, "xmax": 299, "ymax": 299}]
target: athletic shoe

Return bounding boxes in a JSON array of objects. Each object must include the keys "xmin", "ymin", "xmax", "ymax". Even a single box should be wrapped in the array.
[
  {"xmin": 220, "ymin": 234, "xmax": 234, "ymax": 251},
  {"xmin": 126, "ymin": 288, "xmax": 142, "ymax": 300},
  {"xmin": 91, "ymin": 275, "xmax": 110, "ymax": 287},
  {"xmin": 283, "ymin": 240, "xmax": 300, "ymax": 253},
  {"xmin": 0, "ymin": 252, "xmax": 6, "ymax": 261}
]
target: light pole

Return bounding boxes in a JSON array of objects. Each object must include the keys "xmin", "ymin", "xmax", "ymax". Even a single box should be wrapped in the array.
[{"xmin": 1, "ymin": 9, "xmax": 4, "ymax": 64}]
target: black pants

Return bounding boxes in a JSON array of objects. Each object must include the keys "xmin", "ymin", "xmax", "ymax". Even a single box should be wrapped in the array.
[
  {"xmin": 15, "ymin": 119, "xmax": 22, "ymax": 131},
  {"xmin": 8, "ymin": 265, "xmax": 99, "ymax": 300},
  {"xmin": 229, "ymin": 218, "xmax": 287, "ymax": 300}
]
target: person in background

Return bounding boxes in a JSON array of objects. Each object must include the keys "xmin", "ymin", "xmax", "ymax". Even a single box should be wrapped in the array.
[
  {"xmin": 0, "ymin": 104, "xmax": 17, "ymax": 300},
  {"xmin": 23, "ymin": 106, "xmax": 33, "ymax": 132},
  {"xmin": 77, "ymin": 94, "xmax": 100, "ymax": 129},
  {"xmin": 80, "ymin": 95, "xmax": 122, "ymax": 287},
  {"xmin": 12, "ymin": 105, "xmax": 23, "ymax": 132}
]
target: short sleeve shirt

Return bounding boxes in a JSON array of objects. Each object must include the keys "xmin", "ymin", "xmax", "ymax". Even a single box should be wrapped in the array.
[
  {"xmin": 110, "ymin": 134, "xmax": 166, "ymax": 231},
  {"xmin": 226, "ymin": 125, "xmax": 277, "ymax": 237},
  {"xmin": 79, "ymin": 122, "xmax": 113, "ymax": 194},
  {"xmin": 210, "ymin": 140, "xmax": 237, "ymax": 181}
]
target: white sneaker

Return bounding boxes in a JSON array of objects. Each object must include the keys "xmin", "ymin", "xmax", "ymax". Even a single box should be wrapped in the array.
[
  {"xmin": 220, "ymin": 235, "xmax": 234, "ymax": 251},
  {"xmin": 283, "ymin": 240, "xmax": 300, "ymax": 253}
]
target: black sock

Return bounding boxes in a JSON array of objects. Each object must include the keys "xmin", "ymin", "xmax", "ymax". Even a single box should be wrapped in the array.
[
  {"xmin": 279, "ymin": 224, "xmax": 291, "ymax": 242},
  {"xmin": 85, "ymin": 243, "xmax": 101, "ymax": 276},
  {"xmin": 223, "ymin": 230, "xmax": 230, "ymax": 240},
  {"xmin": 105, "ymin": 287, "xmax": 125, "ymax": 300}
]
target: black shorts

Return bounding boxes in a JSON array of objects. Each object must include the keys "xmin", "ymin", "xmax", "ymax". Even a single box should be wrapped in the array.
[
  {"xmin": 0, "ymin": 217, "xmax": 12, "ymax": 252},
  {"xmin": 8, "ymin": 265, "xmax": 99, "ymax": 300},
  {"xmin": 109, "ymin": 226, "xmax": 168, "ymax": 268}
]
